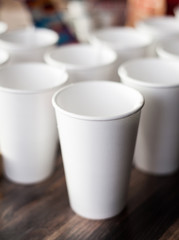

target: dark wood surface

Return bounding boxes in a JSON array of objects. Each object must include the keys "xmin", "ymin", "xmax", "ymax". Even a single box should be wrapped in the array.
[{"xmin": 0, "ymin": 151, "xmax": 179, "ymax": 240}]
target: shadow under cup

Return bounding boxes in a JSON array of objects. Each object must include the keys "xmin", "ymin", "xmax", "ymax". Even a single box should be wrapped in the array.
[
  {"xmin": 52, "ymin": 81, "xmax": 144, "ymax": 220},
  {"xmin": 0, "ymin": 63, "xmax": 68, "ymax": 184}
]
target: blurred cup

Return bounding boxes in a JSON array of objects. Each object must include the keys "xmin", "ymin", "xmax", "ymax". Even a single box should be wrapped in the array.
[
  {"xmin": 0, "ymin": 63, "xmax": 68, "ymax": 184},
  {"xmin": 0, "ymin": 49, "xmax": 10, "ymax": 157},
  {"xmin": 156, "ymin": 36, "xmax": 179, "ymax": 60},
  {"xmin": 52, "ymin": 81, "xmax": 144, "ymax": 220},
  {"xmin": 119, "ymin": 58, "xmax": 179, "ymax": 175},
  {"xmin": 0, "ymin": 27, "xmax": 59, "ymax": 63},
  {"xmin": 88, "ymin": 27, "xmax": 151, "ymax": 81},
  {"xmin": 0, "ymin": 21, "xmax": 8, "ymax": 35},
  {"xmin": 44, "ymin": 43, "xmax": 117, "ymax": 83},
  {"xmin": 135, "ymin": 16, "xmax": 179, "ymax": 56}
]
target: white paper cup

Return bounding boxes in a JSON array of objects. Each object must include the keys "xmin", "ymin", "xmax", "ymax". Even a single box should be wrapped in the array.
[
  {"xmin": 135, "ymin": 16, "xmax": 179, "ymax": 56},
  {"xmin": 0, "ymin": 27, "xmax": 59, "ymax": 63},
  {"xmin": 88, "ymin": 27, "xmax": 151, "ymax": 81},
  {"xmin": 44, "ymin": 43, "xmax": 117, "ymax": 83},
  {"xmin": 119, "ymin": 58, "xmax": 179, "ymax": 175},
  {"xmin": 136, "ymin": 16, "xmax": 179, "ymax": 40},
  {"xmin": 156, "ymin": 36, "xmax": 179, "ymax": 60},
  {"xmin": 52, "ymin": 81, "xmax": 144, "ymax": 220},
  {"xmin": 0, "ymin": 63, "xmax": 68, "ymax": 184}
]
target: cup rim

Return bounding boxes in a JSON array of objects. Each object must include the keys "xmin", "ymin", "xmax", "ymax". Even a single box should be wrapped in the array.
[
  {"xmin": 52, "ymin": 80, "xmax": 144, "ymax": 121},
  {"xmin": 0, "ymin": 62, "xmax": 68, "ymax": 95},
  {"xmin": 44, "ymin": 43, "xmax": 118, "ymax": 71},
  {"xmin": 0, "ymin": 27, "xmax": 59, "ymax": 51},
  {"xmin": 118, "ymin": 58, "xmax": 179, "ymax": 89},
  {"xmin": 135, "ymin": 16, "xmax": 179, "ymax": 38},
  {"xmin": 89, "ymin": 26, "xmax": 152, "ymax": 51}
]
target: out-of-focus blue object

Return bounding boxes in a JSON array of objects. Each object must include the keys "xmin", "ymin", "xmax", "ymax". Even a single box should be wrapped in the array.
[{"xmin": 24, "ymin": 0, "xmax": 77, "ymax": 45}]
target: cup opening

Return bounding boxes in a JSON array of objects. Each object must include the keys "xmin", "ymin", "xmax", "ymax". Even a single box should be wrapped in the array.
[
  {"xmin": 90, "ymin": 27, "xmax": 151, "ymax": 50},
  {"xmin": 136, "ymin": 16, "xmax": 179, "ymax": 37},
  {"xmin": 119, "ymin": 58, "xmax": 179, "ymax": 88},
  {"xmin": 143, "ymin": 16, "xmax": 179, "ymax": 30},
  {"xmin": 0, "ymin": 63, "xmax": 68, "ymax": 93},
  {"xmin": 53, "ymin": 81, "xmax": 144, "ymax": 121},
  {"xmin": 0, "ymin": 28, "xmax": 58, "ymax": 50},
  {"xmin": 45, "ymin": 44, "xmax": 117, "ymax": 70}
]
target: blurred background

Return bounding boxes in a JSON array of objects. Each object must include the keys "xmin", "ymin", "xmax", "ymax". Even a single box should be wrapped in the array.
[{"xmin": 0, "ymin": 0, "xmax": 179, "ymax": 44}]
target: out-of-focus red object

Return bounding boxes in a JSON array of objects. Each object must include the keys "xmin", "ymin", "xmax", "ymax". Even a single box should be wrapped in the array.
[
  {"xmin": 166, "ymin": 0, "xmax": 179, "ymax": 15},
  {"xmin": 126, "ymin": 0, "xmax": 179, "ymax": 27},
  {"xmin": 126, "ymin": 0, "xmax": 166, "ymax": 26}
]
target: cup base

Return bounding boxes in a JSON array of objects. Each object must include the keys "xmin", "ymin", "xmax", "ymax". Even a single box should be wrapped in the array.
[
  {"xmin": 135, "ymin": 164, "xmax": 179, "ymax": 176},
  {"xmin": 3, "ymin": 168, "xmax": 54, "ymax": 185},
  {"xmin": 70, "ymin": 203, "xmax": 126, "ymax": 220}
]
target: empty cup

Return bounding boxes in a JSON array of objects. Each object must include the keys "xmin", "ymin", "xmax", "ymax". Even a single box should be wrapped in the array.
[
  {"xmin": 88, "ymin": 27, "xmax": 151, "ymax": 80},
  {"xmin": 0, "ymin": 63, "xmax": 68, "ymax": 184},
  {"xmin": 44, "ymin": 43, "xmax": 117, "ymax": 83},
  {"xmin": 119, "ymin": 58, "xmax": 179, "ymax": 175},
  {"xmin": 135, "ymin": 16, "xmax": 179, "ymax": 56},
  {"xmin": 0, "ymin": 27, "xmax": 59, "ymax": 63},
  {"xmin": 52, "ymin": 80, "xmax": 144, "ymax": 219}
]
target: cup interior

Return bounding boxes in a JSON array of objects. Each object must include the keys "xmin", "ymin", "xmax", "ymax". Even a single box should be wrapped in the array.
[
  {"xmin": 0, "ymin": 63, "xmax": 68, "ymax": 93},
  {"xmin": 136, "ymin": 16, "xmax": 179, "ymax": 36},
  {"xmin": 45, "ymin": 44, "xmax": 117, "ymax": 69},
  {"xmin": 119, "ymin": 58, "xmax": 179, "ymax": 87},
  {"xmin": 90, "ymin": 27, "xmax": 151, "ymax": 50},
  {"xmin": 53, "ymin": 81, "xmax": 144, "ymax": 120},
  {"xmin": 0, "ymin": 27, "xmax": 58, "ymax": 49}
]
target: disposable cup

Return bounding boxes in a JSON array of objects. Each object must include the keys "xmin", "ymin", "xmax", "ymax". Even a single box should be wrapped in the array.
[
  {"xmin": 135, "ymin": 16, "xmax": 179, "ymax": 56},
  {"xmin": 119, "ymin": 58, "xmax": 179, "ymax": 175},
  {"xmin": 52, "ymin": 80, "xmax": 144, "ymax": 219},
  {"xmin": 0, "ymin": 63, "xmax": 68, "ymax": 184},
  {"xmin": 88, "ymin": 26, "xmax": 151, "ymax": 80},
  {"xmin": 44, "ymin": 43, "xmax": 117, "ymax": 83},
  {"xmin": 0, "ymin": 27, "xmax": 59, "ymax": 63}
]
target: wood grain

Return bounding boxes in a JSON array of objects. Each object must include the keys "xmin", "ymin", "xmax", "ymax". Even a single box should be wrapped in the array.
[{"xmin": 0, "ymin": 153, "xmax": 179, "ymax": 240}]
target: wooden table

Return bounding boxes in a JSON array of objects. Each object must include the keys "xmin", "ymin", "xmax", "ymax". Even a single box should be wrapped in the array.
[{"xmin": 0, "ymin": 150, "xmax": 178, "ymax": 240}]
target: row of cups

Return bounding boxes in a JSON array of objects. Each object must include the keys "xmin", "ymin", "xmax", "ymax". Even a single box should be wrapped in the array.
[
  {"xmin": 1, "ymin": 15, "xmax": 179, "ymax": 61},
  {"xmin": 0, "ymin": 15, "xmax": 179, "ymax": 220}
]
